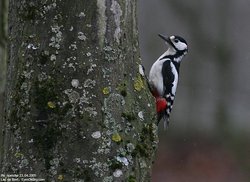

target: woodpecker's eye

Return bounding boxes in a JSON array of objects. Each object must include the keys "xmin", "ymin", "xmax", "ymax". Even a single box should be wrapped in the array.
[{"xmin": 174, "ymin": 38, "xmax": 179, "ymax": 43}]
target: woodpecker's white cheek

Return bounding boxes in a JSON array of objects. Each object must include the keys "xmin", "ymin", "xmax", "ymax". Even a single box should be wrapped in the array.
[
  {"xmin": 170, "ymin": 62, "xmax": 178, "ymax": 95},
  {"xmin": 175, "ymin": 42, "xmax": 187, "ymax": 51}
]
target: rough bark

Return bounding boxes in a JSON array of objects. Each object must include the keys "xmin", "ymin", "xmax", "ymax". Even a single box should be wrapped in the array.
[
  {"xmin": 0, "ymin": 0, "xmax": 8, "ymax": 90},
  {"xmin": 0, "ymin": 0, "xmax": 8, "ymax": 170},
  {"xmin": 1, "ymin": 0, "xmax": 157, "ymax": 181}
]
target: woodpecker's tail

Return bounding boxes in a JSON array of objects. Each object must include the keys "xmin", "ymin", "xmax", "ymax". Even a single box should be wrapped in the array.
[
  {"xmin": 157, "ymin": 112, "xmax": 170, "ymax": 130},
  {"xmin": 163, "ymin": 115, "xmax": 170, "ymax": 130}
]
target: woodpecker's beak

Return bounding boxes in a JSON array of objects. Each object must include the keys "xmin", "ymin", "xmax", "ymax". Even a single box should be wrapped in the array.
[{"xmin": 158, "ymin": 34, "xmax": 171, "ymax": 45}]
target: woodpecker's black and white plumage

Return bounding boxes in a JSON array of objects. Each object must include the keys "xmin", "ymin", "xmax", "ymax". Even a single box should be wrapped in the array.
[{"xmin": 148, "ymin": 34, "xmax": 188, "ymax": 128}]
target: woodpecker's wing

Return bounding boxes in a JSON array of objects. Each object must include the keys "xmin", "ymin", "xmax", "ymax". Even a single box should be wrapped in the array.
[
  {"xmin": 161, "ymin": 60, "xmax": 175, "ymax": 96},
  {"xmin": 160, "ymin": 59, "xmax": 177, "ymax": 126}
]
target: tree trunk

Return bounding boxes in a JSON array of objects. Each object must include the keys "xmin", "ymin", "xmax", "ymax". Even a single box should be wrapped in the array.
[
  {"xmin": 0, "ymin": 0, "xmax": 8, "ymax": 170},
  {"xmin": 0, "ymin": 0, "xmax": 7, "ymax": 91},
  {"xmin": 1, "ymin": 1, "xmax": 158, "ymax": 181}
]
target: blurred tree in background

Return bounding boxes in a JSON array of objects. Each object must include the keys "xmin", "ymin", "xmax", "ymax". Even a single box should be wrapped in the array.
[{"xmin": 138, "ymin": 0, "xmax": 250, "ymax": 181}]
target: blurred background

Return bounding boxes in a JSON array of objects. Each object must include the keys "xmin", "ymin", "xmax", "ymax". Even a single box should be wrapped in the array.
[{"xmin": 138, "ymin": 0, "xmax": 250, "ymax": 181}]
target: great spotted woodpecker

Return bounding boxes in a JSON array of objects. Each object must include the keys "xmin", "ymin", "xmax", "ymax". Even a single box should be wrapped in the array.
[{"xmin": 140, "ymin": 34, "xmax": 188, "ymax": 128}]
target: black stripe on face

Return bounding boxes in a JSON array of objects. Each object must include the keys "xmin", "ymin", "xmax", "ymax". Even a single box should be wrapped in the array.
[
  {"xmin": 158, "ymin": 34, "xmax": 188, "ymax": 53},
  {"xmin": 167, "ymin": 38, "xmax": 179, "ymax": 52}
]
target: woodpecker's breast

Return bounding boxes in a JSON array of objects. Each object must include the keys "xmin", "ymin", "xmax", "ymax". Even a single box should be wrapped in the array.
[{"xmin": 149, "ymin": 59, "xmax": 165, "ymax": 96}]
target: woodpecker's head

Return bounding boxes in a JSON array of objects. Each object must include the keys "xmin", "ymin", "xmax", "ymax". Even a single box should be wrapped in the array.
[{"xmin": 158, "ymin": 34, "xmax": 188, "ymax": 56}]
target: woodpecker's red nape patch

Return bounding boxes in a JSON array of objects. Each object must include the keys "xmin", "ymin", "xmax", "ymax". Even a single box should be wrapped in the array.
[{"xmin": 156, "ymin": 97, "xmax": 167, "ymax": 113}]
